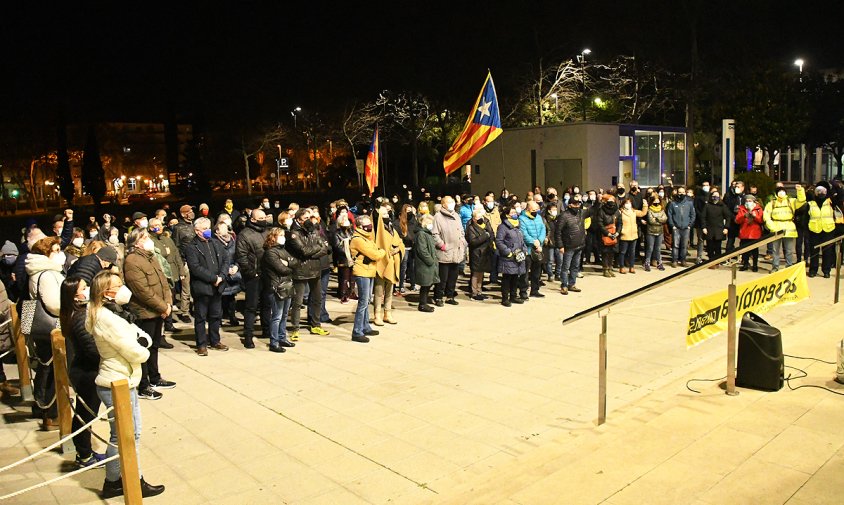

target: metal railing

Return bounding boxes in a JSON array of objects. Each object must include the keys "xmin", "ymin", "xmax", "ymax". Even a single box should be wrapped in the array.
[
  {"xmin": 813, "ymin": 232, "xmax": 844, "ymax": 303},
  {"xmin": 563, "ymin": 231, "xmax": 786, "ymax": 425}
]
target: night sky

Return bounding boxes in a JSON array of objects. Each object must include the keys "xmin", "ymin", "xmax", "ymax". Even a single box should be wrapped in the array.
[{"xmin": 2, "ymin": 1, "xmax": 841, "ymax": 127}]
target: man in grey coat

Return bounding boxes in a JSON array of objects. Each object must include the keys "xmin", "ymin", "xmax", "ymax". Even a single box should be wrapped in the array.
[{"xmin": 432, "ymin": 196, "xmax": 468, "ymax": 306}]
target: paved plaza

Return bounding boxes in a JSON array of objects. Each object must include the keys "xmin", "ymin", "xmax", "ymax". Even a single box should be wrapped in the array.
[{"xmin": 1, "ymin": 261, "xmax": 842, "ymax": 504}]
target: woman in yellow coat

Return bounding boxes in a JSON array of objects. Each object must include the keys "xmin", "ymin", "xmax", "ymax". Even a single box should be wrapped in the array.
[
  {"xmin": 349, "ymin": 215, "xmax": 386, "ymax": 342},
  {"xmin": 373, "ymin": 205, "xmax": 404, "ymax": 325}
]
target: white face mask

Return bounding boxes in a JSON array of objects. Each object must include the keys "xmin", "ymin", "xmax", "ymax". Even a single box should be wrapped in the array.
[
  {"xmin": 549, "ymin": 210, "xmax": 558, "ymax": 217},
  {"xmin": 109, "ymin": 235, "xmax": 119, "ymax": 245},
  {"xmin": 142, "ymin": 238, "xmax": 155, "ymax": 252},
  {"xmin": 330, "ymin": 207, "xmax": 336, "ymax": 215},
  {"xmin": 113, "ymin": 285, "xmax": 132, "ymax": 306},
  {"xmin": 284, "ymin": 218, "xmax": 293, "ymax": 228},
  {"xmin": 624, "ymin": 203, "xmax": 632, "ymax": 210},
  {"xmin": 658, "ymin": 191, "xmax": 664, "ymax": 198},
  {"xmin": 263, "ymin": 202, "xmax": 270, "ymax": 209},
  {"xmin": 485, "ymin": 201, "xmax": 495, "ymax": 210},
  {"xmin": 702, "ymin": 186, "xmax": 710, "ymax": 193},
  {"xmin": 139, "ymin": 218, "xmax": 149, "ymax": 229},
  {"xmin": 777, "ymin": 190, "xmax": 786, "ymax": 198},
  {"xmin": 89, "ymin": 230, "xmax": 98, "ymax": 238},
  {"xmin": 425, "ymin": 223, "xmax": 434, "ymax": 231},
  {"xmin": 80, "ymin": 287, "xmax": 90, "ymax": 302},
  {"xmin": 446, "ymin": 202, "xmax": 456, "ymax": 212},
  {"xmin": 72, "ymin": 237, "xmax": 84, "ymax": 248},
  {"xmin": 277, "ymin": 235, "xmax": 286, "ymax": 246},
  {"xmin": 51, "ymin": 251, "xmax": 66, "ymax": 266}
]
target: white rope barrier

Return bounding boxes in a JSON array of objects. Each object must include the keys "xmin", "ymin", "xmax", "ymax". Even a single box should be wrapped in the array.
[
  {"xmin": 0, "ymin": 350, "xmax": 11, "ymax": 360},
  {"xmin": 0, "ymin": 406, "xmax": 113, "ymax": 474},
  {"xmin": 60, "ymin": 385, "xmax": 117, "ymax": 448},
  {"xmin": 0, "ymin": 454, "xmax": 119, "ymax": 501}
]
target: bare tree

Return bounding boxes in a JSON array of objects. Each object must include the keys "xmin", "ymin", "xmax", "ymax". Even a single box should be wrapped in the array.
[
  {"xmin": 506, "ymin": 58, "xmax": 582, "ymax": 126},
  {"xmin": 240, "ymin": 124, "xmax": 287, "ymax": 196},
  {"xmin": 593, "ymin": 55, "xmax": 677, "ymax": 123},
  {"xmin": 377, "ymin": 91, "xmax": 432, "ymax": 187}
]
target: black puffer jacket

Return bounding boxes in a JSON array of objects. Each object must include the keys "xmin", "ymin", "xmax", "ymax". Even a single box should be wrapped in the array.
[
  {"xmin": 555, "ymin": 207, "xmax": 587, "ymax": 250},
  {"xmin": 261, "ymin": 245, "xmax": 299, "ymax": 291},
  {"xmin": 465, "ymin": 218, "xmax": 494, "ymax": 272},
  {"xmin": 67, "ymin": 307, "xmax": 100, "ymax": 374},
  {"xmin": 394, "ymin": 214, "xmax": 417, "ymax": 248},
  {"xmin": 235, "ymin": 221, "xmax": 269, "ymax": 281},
  {"xmin": 66, "ymin": 254, "xmax": 104, "ymax": 285},
  {"xmin": 184, "ymin": 236, "xmax": 224, "ymax": 297},
  {"xmin": 287, "ymin": 221, "xmax": 330, "ymax": 280}
]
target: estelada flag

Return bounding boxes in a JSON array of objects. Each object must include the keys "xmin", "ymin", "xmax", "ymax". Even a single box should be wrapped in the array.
[
  {"xmin": 443, "ymin": 72, "xmax": 502, "ymax": 176},
  {"xmin": 365, "ymin": 127, "xmax": 379, "ymax": 196}
]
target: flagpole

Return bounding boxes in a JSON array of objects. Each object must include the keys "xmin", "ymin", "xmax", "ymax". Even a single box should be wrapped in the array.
[{"xmin": 499, "ymin": 133, "xmax": 506, "ymax": 188}]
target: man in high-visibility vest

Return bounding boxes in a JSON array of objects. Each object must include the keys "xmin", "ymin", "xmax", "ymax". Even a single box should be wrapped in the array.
[
  {"xmin": 807, "ymin": 183, "xmax": 836, "ymax": 278},
  {"xmin": 763, "ymin": 184, "xmax": 805, "ymax": 272}
]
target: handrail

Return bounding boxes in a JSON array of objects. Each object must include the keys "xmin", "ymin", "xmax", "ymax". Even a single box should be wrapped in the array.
[
  {"xmin": 563, "ymin": 231, "xmax": 785, "ymax": 325},
  {"xmin": 813, "ymin": 233, "xmax": 844, "ymax": 250}
]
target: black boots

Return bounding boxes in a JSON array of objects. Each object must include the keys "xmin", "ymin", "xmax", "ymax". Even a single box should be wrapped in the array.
[{"xmin": 102, "ymin": 477, "xmax": 165, "ymax": 499}]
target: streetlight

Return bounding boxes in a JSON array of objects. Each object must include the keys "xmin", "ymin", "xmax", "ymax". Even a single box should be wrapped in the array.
[
  {"xmin": 577, "ymin": 48, "xmax": 592, "ymax": 121},
  {"xmin": 550, "ymin": 93, "xmax": 558, "ymax": 113},
  {"xmin": 276, "ymin": 144, "xmax": 282, "ymax": 190},
  {"xmin": 794, "ymin": 58, "xmax": 805, "ymax": 83},
  {"xmin": 291, "ymin": 106, "xmax": 301, "ymax": 129}
]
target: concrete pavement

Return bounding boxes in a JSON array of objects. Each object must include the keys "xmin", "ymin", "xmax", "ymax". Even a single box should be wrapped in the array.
[{"xmin": 1, "ymin": 259, "xmax": 842, "ymax": 504}]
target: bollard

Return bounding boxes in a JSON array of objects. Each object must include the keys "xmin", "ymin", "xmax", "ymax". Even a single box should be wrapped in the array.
[
  {"xmin": 10, "ymin": 305, "xmax": 33, "ymax": 401},
  {"xmin": 725, "ymin": 263, "xmax": 739, "ymax": 396},
  {"xmin": 50, "ymin": 329, "xmax": 74, "ymax": 454},
  {"xmin": 110, "ymin": 379, "xmax": 142, "ymax": 505}
]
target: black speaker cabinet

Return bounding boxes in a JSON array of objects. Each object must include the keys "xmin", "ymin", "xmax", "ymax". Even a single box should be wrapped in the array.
[{"xmin": 736, "ymin": 312, "xmax": 784, "ymax": 391}]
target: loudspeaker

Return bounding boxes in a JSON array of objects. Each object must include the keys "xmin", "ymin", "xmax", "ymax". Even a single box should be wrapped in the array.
[{"xmin": 736, "ymin": 312, "xmax": 784, "ymax": 391}]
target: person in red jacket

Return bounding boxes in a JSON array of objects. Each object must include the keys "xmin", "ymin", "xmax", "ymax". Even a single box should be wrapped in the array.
[{"xmin": 736, "ymin": 195, "xmax": 764, "ymax": 272}]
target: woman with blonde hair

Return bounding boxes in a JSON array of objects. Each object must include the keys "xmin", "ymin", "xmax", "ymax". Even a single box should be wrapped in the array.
[{"xmin": 86, "ymin": 270, "xmax": 164, "ymax": 499}]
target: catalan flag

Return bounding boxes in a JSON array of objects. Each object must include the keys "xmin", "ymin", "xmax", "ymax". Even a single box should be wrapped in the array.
[
  {"xmin": 443, "ymin": 72, "xmax": 502, "ymax": 176},
  {"xmin": 365, "ymin": 126, "xmax": 379, "ymax": 196}
]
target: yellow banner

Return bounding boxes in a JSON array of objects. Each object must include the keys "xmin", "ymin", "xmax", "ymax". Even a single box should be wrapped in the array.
[{"xmin": 686, "ymin": 261, "xmax": 810, "ymax": 348}]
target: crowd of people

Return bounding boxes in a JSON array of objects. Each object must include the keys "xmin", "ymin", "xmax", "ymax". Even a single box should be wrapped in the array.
[{"xmin": 1, "ymin": 178, "xmax": 843, "ymax": 498}]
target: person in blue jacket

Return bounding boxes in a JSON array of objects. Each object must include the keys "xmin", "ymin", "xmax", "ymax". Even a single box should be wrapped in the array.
[
  {"xmin": 518, "ymin": 200, "xmax": 547, "ymax": 298},
  {"xmin": 667, "ymin": 187, "xmax": 696, "ymax": 267}
]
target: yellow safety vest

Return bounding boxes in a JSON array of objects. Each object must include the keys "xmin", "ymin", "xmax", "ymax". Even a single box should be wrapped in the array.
[
  {"xmin": 764, "ymin": 198, "xmax": 797, "ymax": 237},
  {"xmin": 808, "ymin": 199, "xmax": 836, "ymax": 233}
]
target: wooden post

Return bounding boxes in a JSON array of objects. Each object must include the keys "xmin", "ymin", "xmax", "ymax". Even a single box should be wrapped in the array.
[
  {"xmin": 50, "ymin": 329, "xmax": 74, "ymax": 454},
  {"xmin": 598, "ymin": 313, "xmax": 608, "ymax": 425},
  {"xmin": 725, "ymin": 264, "xmax": 739, "ymax": 396},
  {"xmin": 110, "ymin": 379, "xmax": 142, "ymax": 505},
  {"xmin": 9, "ymin": 305, "xmax": 33, "ymax": 401}
]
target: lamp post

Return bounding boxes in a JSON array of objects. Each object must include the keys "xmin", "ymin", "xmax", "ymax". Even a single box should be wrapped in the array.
[
  {"xmin": 290, "ymin": 106, "xmax": 301, "ymax": 129},
  {"xmin": 276, "ymin": 144, "xmax": 282, "ymax": 191},
  {"xmin": 577, "ymin": 48, "xmax": 591, "ymax": 121},
  {"xmin": 550, "ymin": 93, "xmax": 558, "ymax": 115},
  {"xmin": 794, "ymin": 58, "xmax": 804, "ymax": 83}
]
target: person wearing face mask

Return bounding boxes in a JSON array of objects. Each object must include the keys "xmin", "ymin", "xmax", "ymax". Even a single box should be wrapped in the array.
[
  {"xmin": 123, "ymin": 228, "xmax": 176, "ymax": 400},
  {"xmin": 67, "ymin": 244, "xmax": 119, "ymax": 289},
  {"xmin": 517, "ymin": 201, "xmax": 547, "ymax": 297},
  {"xmin": 597, "ymin": 195, "xmax": 622, "ymax": 277},
  {"xmin": 85, "ymin": 271, "xmax": 164, "ymax": 499},
  {"xmin": 554, "ymin": 195, "xmax": 586, "ymax": 294},
  {"xmin": 59, "ymin": 276, "xmax": 107, "ymax": 468},
  {"xmin": 723, "ymin": 181, "xmax": 745, "ymax": 253},
  {"xmin": 198, "ymin": 203, "xmax": 211, "ymax": 219},
  {"xmin": 410, "ymin": 213, "xmax": 439, "ymax": 312},
  {"xmin": 806, "ymin": 182, "xmax": 836, "ymax": 277},
  {"xmin": 543, "ymin": 202, "xmax": 562, "ymax": 281},
  {"xmin": 693, "ymin": 184, "xmax": 709, "ymax": 263},
  {"xmin": 235, "ymin": 208, "xmax": 271, "ymax": 348},
  {"xmin": 330, "ymin": 212, "xmax": 356, "ymax": 303},
  {"xmin": 617, "ymin": 197, "xmax": 648, "ymax": 274},
  {"xmin": 0, "ymin": 240, "xmax": 19, "ymax": 301},
  {"xmin": 667, "ymin": 187, "xmax": 696, "ymax": 267},
  {"xmin": 582, "ymin": 191, "xmax": 602, "ymax": 266},
  {"xmin": 763, "ymin": 184, "xmax": 806, "ymax": 272},
  {"xmin": 481, "ymin": 194, "xmax": 502, "ymax": 284},
  {"xmin": 260, "ymin": 227, "xmax": 298, "ymax": 352},
  {"xmin": 287, "ymin": 208, "xmax": 332, "ymax": 338},
  {"xmin": 185, "ymin": 217, "xmax": 229, "ymax": 356},
  {"xmin": 211, "ymin": 220, "xmax": 242, "ymax": 327},
  {"xmin": 700, "ymin": 190, "xmax": 732, "ymax": 268},
  {"xmin": 432, "ymin": 196, "xmax": 468, "ymax": 306},
  {"xmin": 306, "ymin": 207, "xmax": 334, "ymax": 326},
  {"xmin": 170, "ymin": 205, "xmax": 197, "ymax": 323},
  {"xmin": 395, "ymin": 203, "xmax": 418, "ymax": 294},
  {"xmin": 0, "ymin": 280, "xmax": 21, "ymax": 401},
  {"xmin": 219, "ymin": 198, "xmax": 241, "ymax": 228},
  {"xmin": 131, "ymin": 211, "xmax": 149, "ymax": 233},
  {"xmin": 495, "ymin": 205, "xmax": 528, "ymax": 306},
  {"xmin": 736, "ymin": 195, "xmax": 764, "ymax": 272},
  {"xmin": 148, "ymin": 217, "xmax": 184, "ymax": 334},
  {"xmin": 465, "ymin": 207, "xmax": 494, "ymax": 301},
  {"xmin": 24, "ymin": 236, "xmax": 65, "ymax": 429},
  {"xmin": 371, "ymin": 205, "xmax": 403, "ymax": 324},
  {"xmin": 459, "ymin": 194, "xmax": 475, "ymax": 229},
  {"xmin": 62, "ymin": 228, "xmax": 86, "ymax": 269},
  {"xmin": 644, "ymin": 196, "xmax": 668, "ymax": 271},
  {"xmin": 349, "ymin": 215, "xmax": 386, "ymax": 340}
]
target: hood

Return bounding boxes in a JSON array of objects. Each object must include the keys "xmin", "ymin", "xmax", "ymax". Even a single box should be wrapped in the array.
[
  {"xmin": 602, "ymin": 201, "xmax": 618, "ymax": 213},
  {"xmin": 438, "ymin": 208, "xmax": 457, "ymax": 219},
  {"xmin": 25, "ymin": 253, "xmax": 63, "ymax": 276},
  {"xmin": 354, "ymin": 227, "xmax": 374, "ymax": 240}
]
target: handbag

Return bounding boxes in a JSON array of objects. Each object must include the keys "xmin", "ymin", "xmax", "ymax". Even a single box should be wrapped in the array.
[
  {"xmin": 274, "ymin": 278, "xmax": 294, "ymax": 300},
  {"xmin": 530, "ymin": 247, "xmax": 543, "ymax": 263},
  {"xmin": 513, "ymin": 249, "xmax": 527, "ymax": 263},
  {"xmin": 602, "ymin": 223, "xmax": 618, "ymax": 246},
  {"xmin": 20, "ymin": 273, "xmax": 61, "ymax": 339}
]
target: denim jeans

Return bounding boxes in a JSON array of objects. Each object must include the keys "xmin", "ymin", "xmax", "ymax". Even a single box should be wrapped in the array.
[
  {"xmin": 561, "ymin": 248, "xmax": 582, "ymax": 288},
  {"xmin": 618, "ymin": 240, "xmax": 636, "ymax": 268},
  {"xmin": 771, "ymin": 237, "xmax": 796, "ymax": 269},
  {"xmin": 695, "ymin": 228, "xmax": 705, "ymax": 259},
  {"xmin": 672, "ymin": 227, "xmax": 690, "ymax": 263},
  {"xmin": 546, "ymin": 247, "xmax": 563, "ymax": 278},
  {"xmin": 266, "ymin": 289, "xmax": 292, "ymax": 346},
  {"xmin": 645, "ymin": 234, "xmax": 664, "ymax": 265},
  {"xmin": 398, "ymin": 248, "xmax": 414, "ymax": 289},
  {"xmin": 97, "ymin": 386, "xmax": 141, "ymax": 483},
  {"xmin": 353, "ymin": 277, "xmax": 374, "ymax": 337}
]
